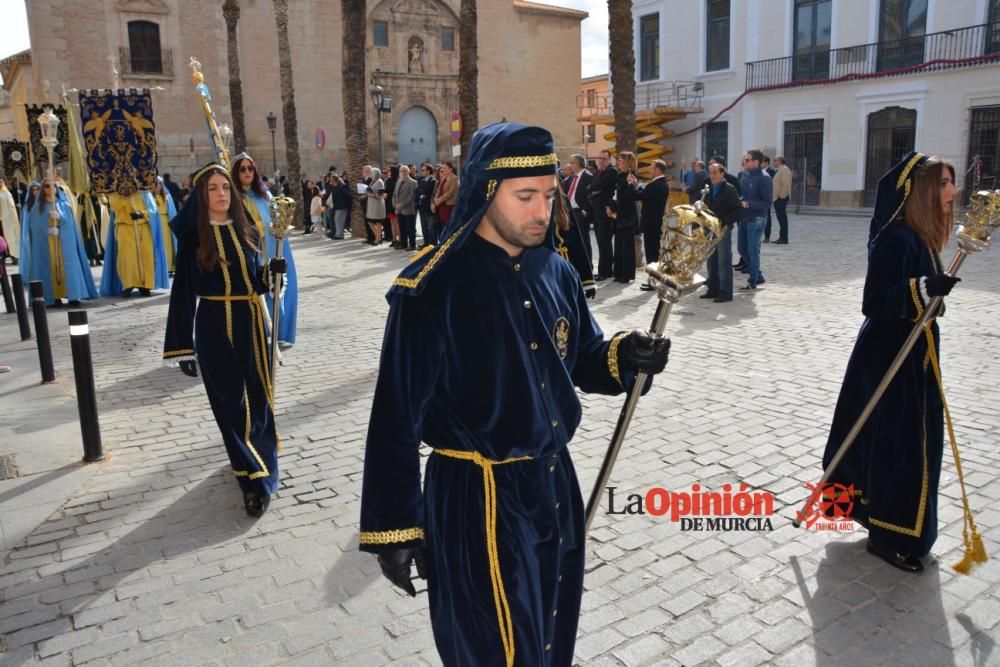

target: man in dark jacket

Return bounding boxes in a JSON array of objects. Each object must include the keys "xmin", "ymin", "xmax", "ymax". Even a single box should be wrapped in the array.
[
  {"xmin": 737, "ymin": 149, "xmax": 772, "ymax": 290},
  {"xmin": 702, "ymin": 161, "xmax": 742, "ymax": 302},
  {"xmin": 565, "ymin": 154, "xmax": 593, "ymax": 264},
  {"xmin": 685, "ymin": 160, "xmax": 709, "ymax": 204},
  {"xmin": 635, "ymin": 159, "xmax": 670, "ymax": 291},
  {"xmin": 587, "ymin": 149, "xmax": 618, "ymax": 280}
]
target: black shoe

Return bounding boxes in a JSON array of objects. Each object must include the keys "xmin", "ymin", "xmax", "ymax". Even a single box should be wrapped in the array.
[
  {"xmin": 762, "ymin": 238, "xmax": 770, "ymax": 243},
  {"xmin": 733, "ymin": 262, "xmax": 746, "ymax": 269},
  {"xmin": 639, "ymin": 283, "xmax": 656, "ymax": 291},
  {"xmin": 408, "ymin": 246, "xmax": 417, "ymax": 251},
  {"xmin": 244, "ymin": 492, "xmax": 271, "ymax": 518},
  {"xmin": 68, "ymin": 300, "xmax": 81, "ymax": 307},
  {"xmin": 138, "ymin": 288, "xmax": 152, "ymax": 297},
  {"xmin": 594, "ymin": 275, "xmax": 608, "ymax": 282},
  {"xmin": 774, "ymin": 239, "xmax": 788, "ymax": 245},
  {"xmin": 714, "ymin": 296, "xmax": 733, "ymax": 302},
  {"xmin": 738, "ymin": 284, "xmax": 756, "ymax": 292},
  {"xmin": 122, "ymin": 288, "xmax": 134, "ymax": 297},
  {"xmin": 866, "ymin": 539, "xmax": 923, "ymax": 572},
  {"xmin": 699, "ymin": 293, "xmax": 719, "ymax": 299}
]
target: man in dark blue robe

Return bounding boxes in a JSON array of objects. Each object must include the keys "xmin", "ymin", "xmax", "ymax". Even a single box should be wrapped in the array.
[{"xmin": 358, "ymin": 123, "xmax": 670, "ymax": 666}]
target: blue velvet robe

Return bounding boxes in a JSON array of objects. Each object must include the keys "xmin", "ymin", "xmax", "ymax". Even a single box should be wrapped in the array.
[
  {"xmin": 100, "ymin": 191, "xmax": 170, "ymax": 296},
  {"xmin": 243, "ymin": 191, "xmax": 298, "ymax": 346},
  {"xmin": 20, "ymin": 196, "xmax": 98, "ymax": 304},
  {"xmin": 360, "ymin": 233, "xmax": 638, "ymax": 666},
  {"xmin": 163, "ymin": 218, "xmax": 279, "ymax": 495},
  {"xmin": 822, "ymin": 221, "xmax": 944, "ymax": 557}
]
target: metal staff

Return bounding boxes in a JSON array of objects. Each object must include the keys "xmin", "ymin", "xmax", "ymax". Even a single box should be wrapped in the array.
[
  {"xmin": 266, "ymin": 195, "xmax": 296, "ymax": 391},
  {"xmin": 585, "ymin": 189, "xmax": 724, "ymax": 532},
  {"xmin": 792, "ymin": 189, "xmax": 1000, "ymax": 528}
]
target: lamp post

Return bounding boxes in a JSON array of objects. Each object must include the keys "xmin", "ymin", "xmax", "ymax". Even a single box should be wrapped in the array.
[
  {"xmin": 37, "ymin": 106, "xmax": 59, "ymax": 184},
  {"xmin": 369, "ymin": 78, "xmax": 391, "ymax": 168},
  {"xmin": 266, "ymin": 111, "xmax": 278, "ymax": 176}
]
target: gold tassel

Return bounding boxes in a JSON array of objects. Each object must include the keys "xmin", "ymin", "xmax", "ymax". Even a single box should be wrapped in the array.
[
  {"xmin": 972, "ymin": 531, "xmax": 988, "ymax": 563},
  {"xmin": 953, "ymin": 548, "xmax": 974, "ymax": 574}
]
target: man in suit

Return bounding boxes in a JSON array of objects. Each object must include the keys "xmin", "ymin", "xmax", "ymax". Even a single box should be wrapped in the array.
[
  {"xmin": 702, "ymin": 161, "xmax": 742, "ymax": 302},
  {"xmin": 587, "ymin": 149, "xmax": 618, "ymax": 280},
  {"xmin": 635, "ymin": 159, "xmax": 670, "ymax": 291},
  {"xmin": 565, "ymin": 154, "xmax": 593, "ymax": 264}
]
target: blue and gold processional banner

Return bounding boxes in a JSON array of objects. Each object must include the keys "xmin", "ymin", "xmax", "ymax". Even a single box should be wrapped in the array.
[
  {"xmin": 25, "ymin": 104, "xmax": 69, "ymax": 167},
  {"xmin": 79, "ymin": 89, "xmax": 158, "ymax": 195}
]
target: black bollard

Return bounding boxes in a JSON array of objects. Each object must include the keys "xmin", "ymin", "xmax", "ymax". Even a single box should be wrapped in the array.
[
  {"xmin": 11, "ymin": 273, "xmax": 31, "ymax": 340},
  {"xmin": 1, "ymin": 271, "xmax": 14, "ymax": 313},
  {"xmin": 29, "ymin": 281, "xmax": 56, "ymax": 383},
  {"xmin": 68, "ymin": 310, "xmax": 103, "ymax": 462}
]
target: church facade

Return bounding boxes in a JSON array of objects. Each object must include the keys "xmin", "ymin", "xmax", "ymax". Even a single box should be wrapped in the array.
[{"xmin": 11, "ymin": 0, "xmax": 586, "ymax": 179}]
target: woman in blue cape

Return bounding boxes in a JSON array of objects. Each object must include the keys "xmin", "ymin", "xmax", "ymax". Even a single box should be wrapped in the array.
[
  {"xmin": 163, "ymin": 163, "xmax": 285, "ymax": 517},
  {"xmin": 20, "ymin": 178, "xmax": 98, "ymax": 305},
  {"xmin": 822, "ymin": 153, "xmax": 960, "ymax": 572},
  {"xmin": 232, "ymin": 153, "xmax": 298, "ymax": 347}
]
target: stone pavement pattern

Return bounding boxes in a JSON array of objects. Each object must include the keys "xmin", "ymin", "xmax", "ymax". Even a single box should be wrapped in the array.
[{"xmin": 0, "ymin": 215, "xmax": 999, "ymax": 666}]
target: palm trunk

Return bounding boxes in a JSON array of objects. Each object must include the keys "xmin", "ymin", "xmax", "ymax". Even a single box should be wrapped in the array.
[
  {"xmin": 458, "ymin": 0, "xmax": 478, "ymax": 160},
  {"xmin": 608, "ymin": 0, "xmax": 636, "ymax": 152},
  {"xmin": 342, "ymin": 0, "xmax": 369, "ymax": 237},
  {"xmin": 223, "ymin": 0, "xmax": 247, "ymax": 154},
  {"xmin": 272, "ymin": 0, "xmax": 303, "ymax": 223}
]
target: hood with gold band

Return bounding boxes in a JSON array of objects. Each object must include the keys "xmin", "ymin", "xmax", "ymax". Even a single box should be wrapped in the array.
[{"xmin": 868, "ymin": 151, "xmax": 928, "ymax": 247}]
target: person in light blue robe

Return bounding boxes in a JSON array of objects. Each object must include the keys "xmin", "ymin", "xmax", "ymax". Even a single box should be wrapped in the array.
[
  {"xmin": 20, "ymin": 178, "xmax": 98, "ymax": 305},
  {"xmin": 233, "ymin": 153, "xmax": 298, "ymax": 347}
]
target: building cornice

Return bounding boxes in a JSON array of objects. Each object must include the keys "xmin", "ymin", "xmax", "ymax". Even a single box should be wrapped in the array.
[
  {"xmin": 513, "ymin": 0, "xmax": 588, "ymax": 21},
  {"xmin": 0, "ymin": 49, "xmax": 31, "ymax": 92}
]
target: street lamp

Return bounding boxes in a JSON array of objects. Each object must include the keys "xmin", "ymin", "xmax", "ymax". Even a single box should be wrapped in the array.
[
  {"xmin": 37, "ymin": 106, "xmax": 59, "ymax": 184},
  {"xmin": 266, "ymin": 111, "xmax": 278, "ymax": 176},
  {"xmin": 370, "ymin": 77, "xmax": 391, "ymax": 167}
]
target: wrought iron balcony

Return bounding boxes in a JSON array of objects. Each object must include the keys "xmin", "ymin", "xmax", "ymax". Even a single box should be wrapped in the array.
[
  {"xmin": 745, "ymin": 22, "xmax": 1000, "ymax": 91},
  {"xmin": 118, "ymin": 47, "xmax": 174, "ymax": 79}
]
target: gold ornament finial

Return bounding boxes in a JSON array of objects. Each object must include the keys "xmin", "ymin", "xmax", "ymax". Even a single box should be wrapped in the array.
[
  {"xmin": 189, "ymin": 57, "xmax": 204, "ymax": 84},
  {"xmin": 268, "ymin": 195, "xmax": 297, "ymax": 242}
]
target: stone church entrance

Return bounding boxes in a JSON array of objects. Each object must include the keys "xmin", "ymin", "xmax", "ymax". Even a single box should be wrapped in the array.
[{"xmin": 397, "ymin": 106, "xmax": 438, "ymax": 166}]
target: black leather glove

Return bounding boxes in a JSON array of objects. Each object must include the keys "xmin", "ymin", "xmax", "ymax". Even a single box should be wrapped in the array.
[
  {"xmin": 617, "ymin": 329, "xmax": 670, "ymax": 375},
  {"xmin": 269, "ymin": 257, "xmax": 288, "ymax": 274},
  {"xmin": 130, "ymin": 210, "xmax": 144, "ymax": 220},
  {"xmin": 585, "ymin": 286, "xmax": 596, "ymax": 300},
  {"xmin": 376, "ymin": 547, "xmax": 427, "ymax": 597},
  {"xmin": 179, "ymin": 360, "xmax": 198, "ymax": 377},
  {"xmin": 924, "ymin": 274, "xmax": 961, "ymax": 297}
]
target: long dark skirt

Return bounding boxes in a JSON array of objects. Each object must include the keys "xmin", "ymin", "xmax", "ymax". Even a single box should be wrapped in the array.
[{"xmin": 195, "ymin": 298, "xmax": 279, "ymax": 495}]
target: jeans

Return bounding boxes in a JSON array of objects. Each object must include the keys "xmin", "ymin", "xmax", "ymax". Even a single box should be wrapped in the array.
[
  {"xmin": 419, "ymin": 204, "xmax": 436, "ymax": 244},
  {"xmin": 744, "ymin": 217, "xmax": 766, "ymax": 287},
  {"xmin": 737, "ymin": 220, "xmax": 748, "ymax": 262},
  {"xmin": 773, "ymin": 197, "xmax": 789, "ymax": 241},
  {"xmin": 705, "ymin": 226, "xmax": 733, "ymax": 297},
  {"xmin": 333, "ymin": 209, "xmax": 347, "ymax": 238},
  {"xmin": 401, "ymin": 214, "xmax": 417, "ymax": 248}
]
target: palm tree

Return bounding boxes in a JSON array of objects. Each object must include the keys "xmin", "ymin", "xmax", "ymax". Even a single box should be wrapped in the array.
[
  {"xmin": 458, "ymin": 0, "xmax": 478, "ymax": 159},
  {"xmin": 222, "ymin": 0, "xmax": 247, "ymax": 153},
  {"xmin": 607, "ymin": 0, "xmax": 636, "ymax": 153},
  {"xmin": 341, "ymin": 0, "xmax": 368, "ymax": 237},
  {"xmin": 272, "ymin": 0, "xmax": 303, "ymax": 222}
]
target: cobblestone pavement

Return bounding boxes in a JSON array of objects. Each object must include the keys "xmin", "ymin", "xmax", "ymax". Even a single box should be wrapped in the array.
[{"xmin": 1, "ymin": 214, "xmax": 999, "ymax": 667}]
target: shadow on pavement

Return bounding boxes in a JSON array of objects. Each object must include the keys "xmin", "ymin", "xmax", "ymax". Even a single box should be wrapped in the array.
[{"xmin": 324, "ymin": 531, "xmax": 381, "ymax": 606}]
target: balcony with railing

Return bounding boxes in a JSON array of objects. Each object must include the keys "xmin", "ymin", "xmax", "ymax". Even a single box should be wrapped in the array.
[
  {"xmin": 118, "ymin": 47, "xmax": 174, "ymax": 79},
  {"xmin": 745, "ymin": 22, "xmax": 1000, "ymax": 91}
]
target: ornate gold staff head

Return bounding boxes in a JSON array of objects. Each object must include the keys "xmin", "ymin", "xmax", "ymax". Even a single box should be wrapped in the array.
[
  {"xmin": 646, "ymin": 189, "xmax": 725, "ymax": 302},
  {"xmin": 958, "ymin": 190, "xmax": 1000, "ymax": 253},
  {"xmin": 268, "ymin": 194, "xmax": 297, "ymax": 243}
]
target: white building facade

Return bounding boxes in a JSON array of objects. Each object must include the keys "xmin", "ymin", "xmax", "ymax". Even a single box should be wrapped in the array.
[{"xmin": 630, "ymin": 0, "xmax": 1000, "ymax": 206}]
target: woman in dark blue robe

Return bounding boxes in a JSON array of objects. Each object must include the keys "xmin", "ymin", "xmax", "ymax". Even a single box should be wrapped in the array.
[
  {"xmin": 163, "ymin": 164, "xmax": 283, "ymax": 517},
  {"xmin": 822, "ymin": 153, "xmax": 959, "ymax": 572}
]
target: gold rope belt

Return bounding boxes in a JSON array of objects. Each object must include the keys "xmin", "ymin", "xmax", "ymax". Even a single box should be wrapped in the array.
[
  {"xmin": 433, "ymin": 448, "xmax": 533, "ymax": 667},
  {"xmin": 199, "ymin": 293, "xmax": 274, "ymax": 407}
]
